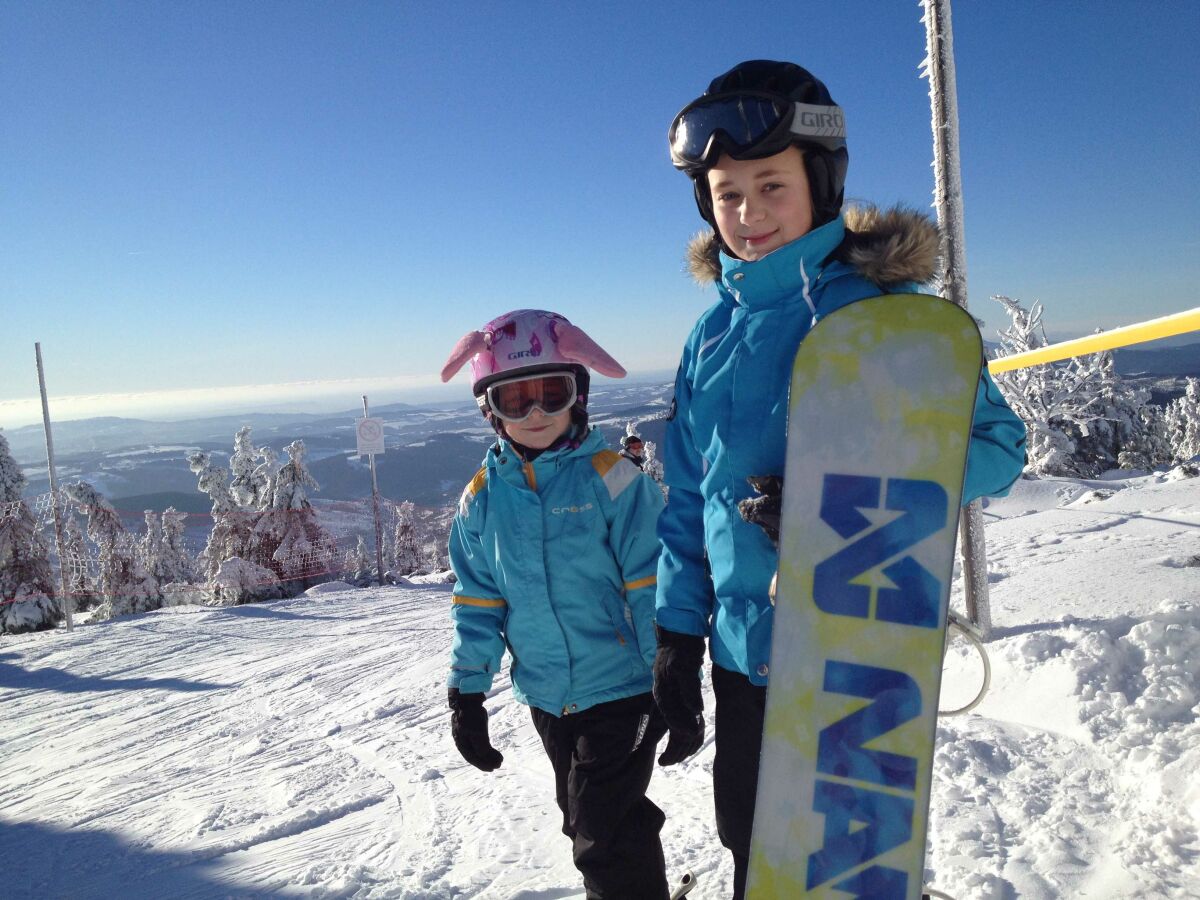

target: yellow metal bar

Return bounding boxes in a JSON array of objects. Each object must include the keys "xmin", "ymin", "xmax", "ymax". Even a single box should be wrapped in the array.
[{"xmin": 988, "ymin": 306, "xmax": 1200, "ymax": 373}]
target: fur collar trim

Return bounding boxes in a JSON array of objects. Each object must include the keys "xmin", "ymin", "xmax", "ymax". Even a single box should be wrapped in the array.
[{"xmin": 685, "ymin": 205, "xmax": 940, "ymax": 288}]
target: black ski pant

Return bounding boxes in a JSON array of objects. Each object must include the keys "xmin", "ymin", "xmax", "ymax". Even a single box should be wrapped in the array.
[
  {"xmin": 711, "ymin": 663, "xmax": 768, "ymax": 900},
  {"xmin": 530, "ymin": 691, "xmax": 669, "ymax": 900}
]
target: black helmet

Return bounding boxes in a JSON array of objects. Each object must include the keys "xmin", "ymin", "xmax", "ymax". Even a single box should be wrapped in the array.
[
  {"xmin": 620, "ymin": 433, "xmax": 643, "ymax": 449},
  {"xmin": 670, "ymin": 60, "xmax": 849, "ymax": 241}
]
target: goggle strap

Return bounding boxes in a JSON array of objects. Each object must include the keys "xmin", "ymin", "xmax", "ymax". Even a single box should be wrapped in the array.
[{"xmin": 787, "ymin": 101, "xmax": 846, "ymax": 149}]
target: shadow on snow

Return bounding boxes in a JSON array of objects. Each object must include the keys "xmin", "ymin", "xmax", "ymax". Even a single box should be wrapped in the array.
[{"xmin": 2, "ymin": 818, "xmax": 262, "ymax": 899}]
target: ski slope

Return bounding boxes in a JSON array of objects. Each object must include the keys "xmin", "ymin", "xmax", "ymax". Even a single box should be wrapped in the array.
[{"xmin": 2, "ymin": 470, "xmax": 1198, "ymax": 898}]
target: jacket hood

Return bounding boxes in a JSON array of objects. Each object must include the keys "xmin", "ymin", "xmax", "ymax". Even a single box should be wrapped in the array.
[{"xmin": 685, "ymin": 204, "xmax": 939, "ymax": 288}]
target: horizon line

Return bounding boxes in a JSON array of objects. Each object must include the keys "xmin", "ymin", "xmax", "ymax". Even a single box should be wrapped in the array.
[{"xmin": 0, "ymin": 368, "xmax": 678, "ymax": 430}]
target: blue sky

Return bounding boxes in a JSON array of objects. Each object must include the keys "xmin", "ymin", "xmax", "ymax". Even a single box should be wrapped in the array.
[{"xmin": 3, "ymin": 1, "xmax": 1198, "ymax": 427}]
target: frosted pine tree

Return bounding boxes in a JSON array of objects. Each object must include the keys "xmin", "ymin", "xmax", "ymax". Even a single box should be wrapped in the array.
[
  {"xmin": 1068, "ymin": 339, "xmax": 1171, "ymax": 473},
  {"xmin": 0, "ymin": 431, "xmax": 61, "ymax": 633},
  {"xmin": 990, "ymin": 296, "xmax": 1103, "ymax": 476},
  {"xmin": 139, "ymin": 510, "xmax": 164, "ymax": 582},
  {"xmin": 61, "ymin": 513, "xmax": 99, "ymax": 612},
  {"xmin": 229, "ymin": 426, "xmax": 267, "ymax": 510},
  {"xmin": 641, "ymin": 440, "xmax": 667, "ymax": 499},
  {"xmin": 249, "ymin": 440, "xmax": 333, "ymax": 593},
  {"xmin": 423, "ymin": 539, "xmax": 450, "ymax": 575},
  {"xmin": 990, "ymin": 296, "xmax": 1172, "ymax": 475},
  {"xmin": 158, "ymin": 507, "xmax": 196, "ymax": 585},
  {"xmin": 1164, "ymin": 378, "xmax": 1200, "ymax": 462},
  {"xmin": 254, "ymin": 445, "xmax": 279, "ymax": 510},
  {"xmin": 65, "ymin": 481, "xmax": 158, "ymax": 620},
  {"xmin": 393, "ymin": 500, "xmax": 422, "ymax": 575},
  {"xmin": 188, "ymin": 450, "xmax": 251, "ymax": 580},
  {"xmin": 348, "ymin": 535, "xmax": 371, "ymax": 584}
]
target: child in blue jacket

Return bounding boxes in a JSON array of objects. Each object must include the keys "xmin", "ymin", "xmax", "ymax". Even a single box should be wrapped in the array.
[
  {"xmin": 651, "ymin": 60, "xmax": 1027, "ymax": 898},
  {"xmin": 440, "ymin": 308, "xmax": 670, "ymax": 900}
]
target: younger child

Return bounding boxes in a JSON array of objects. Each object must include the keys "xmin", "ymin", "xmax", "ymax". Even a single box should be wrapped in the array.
[
  {"xmin": 651, "ymin": 60, "xmax": 1028, "ymax": 898},
  {"xmin": 440, "ymin": 309, "xmax": 669, "ymax": 900}
]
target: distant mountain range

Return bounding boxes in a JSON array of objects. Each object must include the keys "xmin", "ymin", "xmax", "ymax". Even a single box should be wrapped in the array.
[
  {"xmin": 7, "ymin": 378, "xmax": 674, "ymax": 511},
  {"xmin": 6, "ymin": 337, "xmax": 1197, "ymax": 512},
  {"xmin": 1112, "ymin": 342, "xmax": 1200, "ymax": 377}
]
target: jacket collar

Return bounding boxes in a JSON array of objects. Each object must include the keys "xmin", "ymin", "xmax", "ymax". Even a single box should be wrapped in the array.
[
  {"xmin": 486, "ymin": 427, "xmax": 605, "ymax": 489},
  {"xmin": 717, "ymin": 218, "xmax": 846, "ymax": 309},
  {"xmin": 686, "ymin": 204, "xmax": 940, "ymax": 301}
]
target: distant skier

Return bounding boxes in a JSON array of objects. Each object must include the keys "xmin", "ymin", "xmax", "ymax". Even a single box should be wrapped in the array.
[
  {"xmin": 650, "ymin": 60, "xmax": 1027, "ymax": 898},
  {"xmin": 620, "ymin": 432, "xmax": 646, "ymax": 469},
  {"xmin": 439, "ymin": 309, "xmax": 671, "ymax": 900}
]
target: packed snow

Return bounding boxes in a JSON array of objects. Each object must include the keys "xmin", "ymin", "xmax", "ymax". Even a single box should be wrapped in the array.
[{"xmin": 2, "ymin": 469, "xmax": 1198, "ymax": 899}]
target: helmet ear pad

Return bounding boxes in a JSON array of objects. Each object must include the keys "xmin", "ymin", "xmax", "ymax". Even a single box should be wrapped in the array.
[
  {"xmin": 803, "ymin": 147, "xmax": 848, "ymax": 228},
  {"xmin": 691, "ymin": 146, "xmax": 848, "ymax": 257}
]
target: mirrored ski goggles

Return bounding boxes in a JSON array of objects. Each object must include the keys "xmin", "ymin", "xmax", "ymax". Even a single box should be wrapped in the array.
[
  {"xmin": 669, "ymin": 91, "xmax": 846, "ymax": 174},
  {"xmin": 484, "ymin": 372, "xmax": 578, "ymax": 423}
]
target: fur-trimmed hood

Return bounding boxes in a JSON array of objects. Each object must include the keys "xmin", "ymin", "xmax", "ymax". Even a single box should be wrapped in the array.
[{"xmin": 686, "ymin": 205, "xmax": 940, "ymax": 288}]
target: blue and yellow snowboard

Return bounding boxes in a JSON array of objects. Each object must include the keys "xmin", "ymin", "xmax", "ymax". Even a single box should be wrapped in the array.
[{"xmin": 746, "ymin": 294, "xmax": 982, "ymax": 899}]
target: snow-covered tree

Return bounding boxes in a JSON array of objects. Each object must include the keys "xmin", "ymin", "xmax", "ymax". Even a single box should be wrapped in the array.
[
  {"xmin": 1164, "ymin": 378, "xmax": 1200, "ymax": 462},
  {"xmin": 229, "ymin": 426, "xmax": 268, "ymax": 510},
  {"xmin": 423, "ymin": 539, "xmax": 449, "ymax": 575},
  {"xmin": 254, "ymin": 445, "xmax": 279, "ymax": 511},
  {"xmin": 60, "ymin": 513, "xmax": 99, "ymax": 612},
  {"xmin": 210, "ymin": 557, "xmax": 284, "ymax": 606},
  {"xmin": 642, "ymin": 439, "xmax": 667, "ymax": 498},
  {"xmin": 189, "ymin": 450, "xmax": 251, "ymax": 580},
  {"xmin": 248, "ymin": 440, "xmax": 334, "ymax": 592},
  {"xmin": 158, "ymin": 506, "xmax": 195, "ymax": 585},
  {"xmin": 139, "ymin": 510, "xmax": 164, "ymax": 582},
  {"xmin": 347, "ymin": 534, "xmax": 371, "ymax": 582},
  {"xmin": 65, "ymin": 481, "xmax": 158, "ymax": 620},
  {"xmin": 989, "ymin": 295, "xmax": 1171, "ymax": 477},
  {"xmin": 1066, "ymin": 348, "xmax": 1170, "ymax": 474},
  {"xmin": 392, "ymin": 501, "xmax": 422, "ymax": 575},
  {"xmin": 0, "ymin": 431, "xmax": 61, "ymax": 634}
]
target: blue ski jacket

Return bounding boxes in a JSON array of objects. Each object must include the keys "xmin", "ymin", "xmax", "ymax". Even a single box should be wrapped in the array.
[
  {"xmin": 655, "ymin": 207, "xmax": 1027, "ymax": 686},
  {"xmin": 448, "ymin": 426, "xmax": 665, "ymax": 716}
]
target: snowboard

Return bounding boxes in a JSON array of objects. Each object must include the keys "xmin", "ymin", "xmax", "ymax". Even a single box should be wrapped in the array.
[{"xmin": 745, "ymin": 294, "xmax": 983, "ymax": 898}]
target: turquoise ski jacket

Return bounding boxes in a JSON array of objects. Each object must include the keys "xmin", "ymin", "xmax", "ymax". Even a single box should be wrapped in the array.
[
  {"xmin": 448, "ymin": 426, "xmax": 665, "ymax": 716},
  {"xmin": 655, "ymin": 207, "xmax": 1027, "ymax": 686}
]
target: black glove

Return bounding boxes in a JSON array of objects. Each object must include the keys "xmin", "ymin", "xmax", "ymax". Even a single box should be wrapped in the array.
[
  {"xmin": 652, "ymin": 626, "xmax": 706, "ymax": 765},
  {"xmin": 738, "ymin": 475, "xmax": 783, "ymax": 546},
  {"xmin": 448, "ymin": 688, "xmax": 503, "ymax": 772}
]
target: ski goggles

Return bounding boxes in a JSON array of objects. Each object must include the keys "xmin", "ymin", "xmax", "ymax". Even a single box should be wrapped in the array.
[
  {"xmin": 669, "ymin": 91, "xmax": 846, "ymax": 174},
  {"xmin": 484, "ymin": 372, "xmax": 578, "ymax": 423}
]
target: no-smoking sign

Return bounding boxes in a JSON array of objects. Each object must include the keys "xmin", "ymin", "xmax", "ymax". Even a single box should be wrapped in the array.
[{"xmin": 356, "ymin": 417, "xmax": 385, "ymax": 456}]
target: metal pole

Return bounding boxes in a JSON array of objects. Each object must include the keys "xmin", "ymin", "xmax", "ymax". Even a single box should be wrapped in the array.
[
  {"xmin": 35, "ymin": 343, "xmax": 74, "ymax": 631},
  {"xmin": 362, "ymin": 395, "xmax": 385, "ymax": 587},
  {"xmin": 924, "ymin": 0, "xmax": 991, "ymax": 637}
]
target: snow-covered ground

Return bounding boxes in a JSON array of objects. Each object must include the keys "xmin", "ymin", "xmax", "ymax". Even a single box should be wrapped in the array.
[{"xmin": 1, "ymin": 470, "xmax": 1197, "ymax": 899}]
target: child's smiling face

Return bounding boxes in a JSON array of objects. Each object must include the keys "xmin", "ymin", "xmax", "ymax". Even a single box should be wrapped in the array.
[
  {"xmin": 706, "ymin": 145, "xmax": 814, "ymax": 261},
  {"xmin": 504, "ymin": 408, "xmax": 572, "ymax": 450}
]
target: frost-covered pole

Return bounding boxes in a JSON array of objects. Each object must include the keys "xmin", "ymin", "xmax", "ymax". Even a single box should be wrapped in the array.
[
  {"xmin": 923, "ymin": 0, "xmax": 991, "ymax": 637},
  {"xmin": 35, "ymin": 342, "xmax": 73, "ymax": 630},
  {"xmin": 362, "ymin": 395, "xmax": 385, "ymax": 586}
]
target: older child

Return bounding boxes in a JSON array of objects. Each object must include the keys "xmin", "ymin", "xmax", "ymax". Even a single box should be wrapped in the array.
[
  {"xmin": 651, "ymin": 60, "xmax": 1027, "ymax": 898},
  {"xmin": 440, "ymin": 309, "xmax": 669, "ymax": 900}
]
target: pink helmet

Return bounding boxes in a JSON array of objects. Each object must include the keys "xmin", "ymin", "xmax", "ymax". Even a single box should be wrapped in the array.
[{"xmin": 440, "ymin": 309, "xmax": 626, "ymax": 396}]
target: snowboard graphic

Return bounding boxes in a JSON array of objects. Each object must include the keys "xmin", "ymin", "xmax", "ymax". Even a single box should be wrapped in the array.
[{"xmin": 746, "ymin": 294, "xmax": 982, "ymax": 899}]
